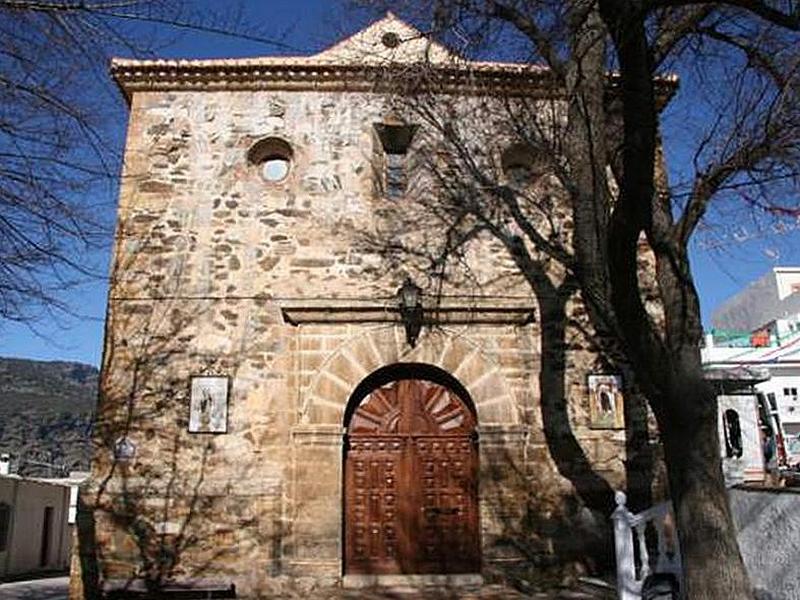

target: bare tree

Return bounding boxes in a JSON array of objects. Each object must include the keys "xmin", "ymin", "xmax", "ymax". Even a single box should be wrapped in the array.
[
  {"xmin": 355, "ymin": 2, "xmax": 799, "ymax": 597},
  {"xmin": 0, "ymin": 0, "xmax": 290, "ymax": 323}
]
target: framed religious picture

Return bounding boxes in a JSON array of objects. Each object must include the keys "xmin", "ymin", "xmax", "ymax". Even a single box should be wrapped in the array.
[
  {"xmin": 189, "ymin": 375, "xmax": 230, "ymax": 433},
  {"xmin": 588, "ymin": 374, "xmax": 625, "ymax": 429}
]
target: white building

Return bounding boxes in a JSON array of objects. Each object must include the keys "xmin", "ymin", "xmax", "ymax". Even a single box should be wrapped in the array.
[
  {"xmin": 705, "ymin": 268, "xmax": 800, "ymax": 462},
  {"xmin": 703, "ymin": 339, "xmax": 800, "ymax": 459},
  {"xmin": 0, "ymin": 472, "xmax": 72, "ymax": 579},
  {"xmin": 712, "ymin": 267, "xmax": 800, "ymax": 344}
]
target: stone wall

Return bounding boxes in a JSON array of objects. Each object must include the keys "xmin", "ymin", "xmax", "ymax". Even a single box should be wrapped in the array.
[{"xmin": 73, "ymin": 85, "xmax": 644, "ymax": 598}]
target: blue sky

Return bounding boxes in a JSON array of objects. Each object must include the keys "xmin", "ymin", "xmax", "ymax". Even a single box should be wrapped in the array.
[{"xmin": 1, "ymin": 1, "xmax": 798, "ymax": 366}]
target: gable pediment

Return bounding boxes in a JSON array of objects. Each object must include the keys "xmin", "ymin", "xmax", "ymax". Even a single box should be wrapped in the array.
[{"xmin": 313, "ymin": 12, "xmax": 459, "ymax": 66}]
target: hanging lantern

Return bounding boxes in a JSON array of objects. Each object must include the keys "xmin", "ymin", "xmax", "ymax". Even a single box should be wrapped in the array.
[{"xmin": 397, "ymin": 278, "xmax": 423, "ymax": 347}]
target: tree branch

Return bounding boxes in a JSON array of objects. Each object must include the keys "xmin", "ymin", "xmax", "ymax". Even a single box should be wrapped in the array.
[
  {"xmin": 484, "ymin": 0, "xmax": 567, "ymax": 78},
  {"xmin": 650, "ymin": 6, "xmax": 715, "ymax": 67},
  {"xmin": 650, "ymin": 0, "xmax": 799, "ymax": 31}
]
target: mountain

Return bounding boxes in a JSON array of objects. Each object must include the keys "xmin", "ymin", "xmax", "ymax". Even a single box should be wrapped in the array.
[{"xmin": 0, "ymin": 357, "xmax": 98, "ymax": 476}]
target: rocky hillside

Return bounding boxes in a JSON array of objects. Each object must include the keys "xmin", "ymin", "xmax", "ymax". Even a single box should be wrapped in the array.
[{"xmin": 0, "ymin": 357, "xmax": 97, "ymax": 476}]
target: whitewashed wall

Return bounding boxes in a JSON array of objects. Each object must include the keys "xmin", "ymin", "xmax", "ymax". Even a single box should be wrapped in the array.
[{"xmin": 0, "ymin": 475, "xmax": 71, "ymax": 578}]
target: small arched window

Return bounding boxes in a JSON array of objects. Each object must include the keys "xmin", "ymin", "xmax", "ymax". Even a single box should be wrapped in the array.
[
  {"xmin": 247, "ymin": 137, "xmax": 293, "ymax": 183},
  {"xmin": 373, "ymin": 115, "xmax": 418, "ymax": 201},
  {"xmin": 723, "ymin": 409, "xmax": 743, "ymax": 459}
]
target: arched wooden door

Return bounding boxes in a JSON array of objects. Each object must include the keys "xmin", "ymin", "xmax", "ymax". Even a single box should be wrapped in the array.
[{"xmin": 344, "ymin": 379, "xmax": 479, "ymax": 575}]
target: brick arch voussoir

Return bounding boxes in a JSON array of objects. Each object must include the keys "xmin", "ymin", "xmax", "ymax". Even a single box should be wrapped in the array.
[
  {"xmin": 302, "ymin": 325, "xmax": 519, "ymax": 426},
  {"xmin": 404, "ymin": 328, "xmax": 520, "ymax": 425}
]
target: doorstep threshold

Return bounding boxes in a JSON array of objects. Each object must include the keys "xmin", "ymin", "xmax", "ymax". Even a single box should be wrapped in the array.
[{"xmin": 342, "ymin": 573, "xmax": 483, "ymax": 589}]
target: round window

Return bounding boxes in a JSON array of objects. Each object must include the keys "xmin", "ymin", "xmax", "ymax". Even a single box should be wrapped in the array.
[
  {"xmin": 501, "ymin": 143, "xmax": 543, "ymax": 186},
  {"xmin": 247, "ymin": 137, "xmax": 293, "ymax": 184},
  {"xmin": 261, "ymin": 157, "xmax": 290, "ymax": 182}
]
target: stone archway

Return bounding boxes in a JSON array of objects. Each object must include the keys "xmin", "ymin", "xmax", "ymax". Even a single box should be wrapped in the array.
[
  {"xmin": 343, "ymin": 367, "xmax": 481, "ymax": 575},
  {"xmin": 301, "ymin": 325, "xmax": 520, "ymax": 426},
  {"xmin": 288, "ymin": 326, "xmax": 526, "ymax": 578}
]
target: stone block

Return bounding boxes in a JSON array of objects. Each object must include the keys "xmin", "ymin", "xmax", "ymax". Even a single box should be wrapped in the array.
[{"xmin": 323, "ymin": 351, "xmax": 366, "ymax": 388}]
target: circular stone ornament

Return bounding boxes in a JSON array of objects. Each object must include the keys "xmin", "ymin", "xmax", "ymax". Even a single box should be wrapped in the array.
[{"xmin": 381, "ymin": 31, "xmax": 401, "ymax": 48}]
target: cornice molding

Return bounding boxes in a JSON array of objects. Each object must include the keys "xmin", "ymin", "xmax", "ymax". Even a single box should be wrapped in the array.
[
  {"xmin": 111, "ymin": 60, "xmax": 678, "ymax": 108},
  {"xmin": 278, "ymin": 297, "xmax": 537, "ymax": 326},
  {"xmin": 111, "ymin": 61, "xmax": 565, "ymax": 100}
]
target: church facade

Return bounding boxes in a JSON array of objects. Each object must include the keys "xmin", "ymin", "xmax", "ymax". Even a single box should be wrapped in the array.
[{"xmin": 73, "ymin": 15, "xmax": 648, "ymax": 598}]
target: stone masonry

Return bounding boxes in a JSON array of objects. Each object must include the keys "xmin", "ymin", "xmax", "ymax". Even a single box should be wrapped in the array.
[{"xmin": 70, "ymin": 14, "xmax": 656, "ymax": 599}]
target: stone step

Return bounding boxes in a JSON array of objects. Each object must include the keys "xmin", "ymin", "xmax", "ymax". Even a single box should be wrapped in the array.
[
  {"xmin": 570, "ymin": 576, "xmax": 617, "ymax": 599},
  {"xmin": 342, "ymin": 573, "xmax": 484, "ymax": 589}
]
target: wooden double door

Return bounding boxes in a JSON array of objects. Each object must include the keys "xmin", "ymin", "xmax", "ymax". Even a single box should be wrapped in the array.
[{"xmin": 344, "ymin": 379, "xmax": 480, "ymax": 575}]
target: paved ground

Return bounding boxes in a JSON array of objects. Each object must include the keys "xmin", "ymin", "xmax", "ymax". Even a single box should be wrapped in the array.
[
  {"xmin": 309, "ymin": 585, "xmax": 530, "ymax": 599},
  {"xmin": 0, "ymin": 576, "xmax": 68, "ymax": 600},
  {"xmin": 0, "ymin": 576, "xmax": 610, "ymax": 599},
  {"xmin": 322, "ymin": 585, "xmax": 600, "ymax": 599}
]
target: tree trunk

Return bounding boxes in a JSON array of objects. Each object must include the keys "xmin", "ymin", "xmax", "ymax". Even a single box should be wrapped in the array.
[{"xmin": 660, "ymin": 377, "xmax": 754, "ymax": 600}]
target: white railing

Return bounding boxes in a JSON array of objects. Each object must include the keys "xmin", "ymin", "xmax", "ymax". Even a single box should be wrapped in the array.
[{"xmin": 612, "ymin": 490, "xmax": 683, "ymax": 600}]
